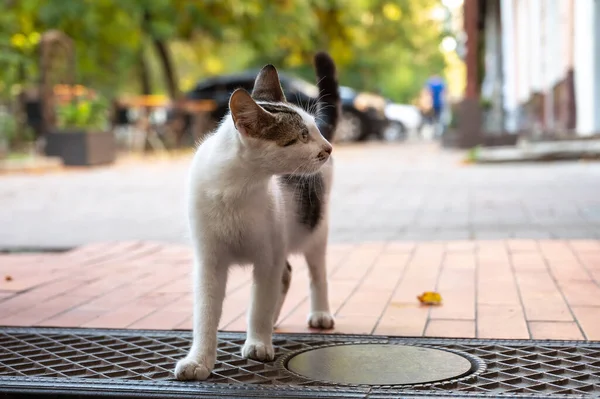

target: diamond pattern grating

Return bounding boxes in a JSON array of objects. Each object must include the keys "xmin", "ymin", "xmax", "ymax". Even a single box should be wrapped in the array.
[{"xmin": 0, "ymin": 327, "xmax": 599, "ymax": 398}]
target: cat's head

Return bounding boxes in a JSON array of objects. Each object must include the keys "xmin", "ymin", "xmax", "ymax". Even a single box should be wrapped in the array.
[{"xmin": 228, "ymin": 64, "xmax": 332, "ymax": 175}]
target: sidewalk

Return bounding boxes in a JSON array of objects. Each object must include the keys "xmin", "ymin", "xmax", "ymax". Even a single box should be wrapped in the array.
[
  {"xmin": 1, "ymin": 240, "xmax": 599, "ymax": 340},
  {"xmin": 2, "ymin": 142, "xmax": 599, "ymax": 248}
]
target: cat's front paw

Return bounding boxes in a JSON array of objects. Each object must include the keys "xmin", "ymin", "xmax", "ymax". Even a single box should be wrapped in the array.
[
  {"xmin": 308, "ymin": 311, "xmax": 335, "ymax": 329},
  {"xmin": 241, "ymin": 340, "xmax": 275, "ymax": 361},
  {"xmin": 174, "ymin": 358, "xmax": 212, "ymax": 381}
]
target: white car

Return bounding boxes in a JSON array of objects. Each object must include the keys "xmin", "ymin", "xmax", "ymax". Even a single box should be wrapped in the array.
[{"xmin": 382, "ymin": 102, "xmax": 423, "ymax": 141}]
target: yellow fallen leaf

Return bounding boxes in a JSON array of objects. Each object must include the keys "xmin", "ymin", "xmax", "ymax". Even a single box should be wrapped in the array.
[{"xmin": 417, "ymin": 291, "xmax": 442, "ymax": 306}]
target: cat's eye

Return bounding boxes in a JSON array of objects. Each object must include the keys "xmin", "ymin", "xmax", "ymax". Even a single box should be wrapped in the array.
[
  {"xmin": 283, "ymin": 138, "xmax": 298, "ymax": 147},
  {"xmin": 300, "ymin": 130, "xmax": 309, "ymax": 141}
]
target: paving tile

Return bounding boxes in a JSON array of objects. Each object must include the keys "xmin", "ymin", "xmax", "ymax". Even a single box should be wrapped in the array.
[
  {"xmin": 477, "ymin": 258, "xmax": 521, "ymax": 306},
  {"xmin": 514, "ymin": 270, "xmax": 573, "ymax": 322},
  {"xmin": 279, "ymin": 280, "xmax": 356, "ymax": 329},
  {"xmin": 131, "ymin": 292, "xmax": 184, "ymax": 308},
  {"xmin": 335, "ymin": 252, "xmax": 408, "ymax": 318},
  {"xmin": 569, "ymin": 240, "xmax": 600, "ymax": 252},
  {"xmin": 36, "ymin": 308, "xmax": 107, "ymax": 327},
  {"xmin": 425, "ymin": 320, "xmax": 475, "ymax": 338},
  {"xmin": 0, "ymin": 307, "xmax": 60, "ymax": 326},
  {"xmin": 443, "ymin": 253, "xmax": 477, "ymax": 270},
  {"xmin": 373, "ymin": 304, "xmax": 430, "ymax": 336},
  {"xmin": 66, "ymin": 279, "xmax": 129, "ymax": 298},
  {"xmin": 510, "ymin": 253, "xmax": 547, "ymax": 271},
  {"xmin": 578, "ymin": 252, "xmax": 600, "ymax": 271},
  {"xmin": 0, "ymin": 292, "xmax": 15, "ymax": 301},
  {"xmin": 538, "ymin": 240, "xmax": 574, "ymax": 260},
  {"xmin": 29, "ymin": 278, "xmax": 96, "ymax": 297},
  {"xmin": 477, "ymin": 241, "xmax": 510, "ymax": 264},
  {"xmin": 0, "ymin": 294, "xmax": 89, "ymax": 322},
  {"xmin": 0, "ymin": 238, "xmax": 598, "ymax": 342},
  {"xmin": 570, "ymin": 306, "xmax": 600, "ymax": 340},
  {"xmin": 0, "ymin": 290, "xmax": 54, "ymax": 315},
  {"xmin": 477, "ymin": 304, "xmax": 529, "ymax": 339},
  {"xmin": 274, "ymin": 323, "xmax": 318, "ymax": 334},
  {"xmin": 385, "ymin": 241, "xmax": 416, "ymax": 253},
  {"xmin": 331, "ymin": 315, "xmax": 380, "ymax": 335},
  {"xmin": 557, "ymin": 281, "xmax": 600, "ymax": 307},
  {"xmin": 175, "ymin": 316, "xmax": 193, "ymax": 330},
  {"xmin": 547, "ymin": 257, "xmax": 593, "ymax": 283},
  {"xmin": 429, "ymin": 268, "xmax": 475, "ymax": 320},
  {"xmin": 375, "ymin": 243, "xmax": 443, "ymax": 336},
  {"xmin": 528, "ymin": 321, "xmax": 585, "ymax": 340},
  {"xmin": 445, "ymin": 241, "xmax": 477, "ymax": 252},
  {"xmin": 0, "ymin": 272, "xmax": 62, "ymax": 293},
  {"xmin": 220, "ymin": 284, "xmax": 252, "ymax": 329},
  {"xmin": 506, "ymin": 239, "xmax": 538, "ymax": 253},
  {"xmin": 82, "ymin": 304, "xmax": 156, "ymax": 329},
  {"xmin": 128, "ymin": 310, "xmax": 190, "ymax": 330}
]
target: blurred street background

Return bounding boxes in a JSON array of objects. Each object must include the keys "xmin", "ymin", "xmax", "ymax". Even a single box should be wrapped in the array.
[
  {"xmin": 1, "ymin": 0, "xmax": 600, "ymax": 340},
  {"xmin": 1, "ymin": 0, "xmax": 598, "ymax": 248}
]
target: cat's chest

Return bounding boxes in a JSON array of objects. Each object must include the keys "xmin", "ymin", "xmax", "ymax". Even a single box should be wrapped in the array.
[{"xmin": 198, "ymin": 188, "xmax": 282, "ymax": 247}]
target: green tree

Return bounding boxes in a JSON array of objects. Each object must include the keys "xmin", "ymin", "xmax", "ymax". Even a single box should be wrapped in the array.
[{"xmin": 0, "ymin": 0, "xmax": 447, "ymax": 104}]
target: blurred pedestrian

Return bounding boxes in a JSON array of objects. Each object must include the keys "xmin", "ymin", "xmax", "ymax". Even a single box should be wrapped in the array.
[
  {"xmin": 424, "ymin": 74, "xmax": 447, "ymax": 137},
  {"xmin": 417, "ymin": 87, "xmax": 433, "ymax": 139}
]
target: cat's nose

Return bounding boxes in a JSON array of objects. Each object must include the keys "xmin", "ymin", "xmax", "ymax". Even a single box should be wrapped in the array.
[{"xmin": 318, "ymin": 146, "xmax": 332, "ymax": 160}]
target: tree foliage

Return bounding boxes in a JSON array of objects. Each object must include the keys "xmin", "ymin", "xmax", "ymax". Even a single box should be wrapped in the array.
[{"xmin": 0, "ymin": 0, "xmax": 446, "ymax": 103}]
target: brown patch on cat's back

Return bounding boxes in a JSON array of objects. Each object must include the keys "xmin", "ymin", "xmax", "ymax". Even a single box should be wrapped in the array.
[{"xmin": 259, "ymin": 103, "xmax": 307, "ymax": 146}]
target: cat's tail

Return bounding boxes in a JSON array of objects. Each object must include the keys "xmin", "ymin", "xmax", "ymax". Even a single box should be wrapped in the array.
[{"xmin": 313, "ymin": 51, "xmax": 340, "ymax": 142}]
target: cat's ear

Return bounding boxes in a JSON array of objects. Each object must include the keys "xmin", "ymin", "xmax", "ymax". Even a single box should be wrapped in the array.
[
  {"xmin": 252, "ymin": 64, "xmax": 286, "ymax": 102},
  {"xmin": 230, "ymin": 89, "xmax": 273, "ymax": 136}
]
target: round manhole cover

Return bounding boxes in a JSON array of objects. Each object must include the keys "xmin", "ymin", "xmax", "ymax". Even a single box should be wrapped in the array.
[{"xmin": 286, "ymin": 344, "xmax": 478, "ymax": 386}]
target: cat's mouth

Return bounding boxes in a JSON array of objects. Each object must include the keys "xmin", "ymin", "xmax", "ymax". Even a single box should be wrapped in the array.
[{"xmin": 296, "ymin": 158, "xmax": 328, "ymax": 175}]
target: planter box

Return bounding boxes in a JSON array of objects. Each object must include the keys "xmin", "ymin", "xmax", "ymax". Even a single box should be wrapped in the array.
[
  {"xmin": 482, "ymin": 134, "xmax": 519, "ymax": 147},
  {"xmin": 45, "ymin": 129, "xmax": 116, "ymax": 166}
]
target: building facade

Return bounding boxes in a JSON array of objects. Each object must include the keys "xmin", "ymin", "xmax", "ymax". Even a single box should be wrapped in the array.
[{"xmin": 476, "ymin": 0, "xmax": 600, "ymax": 137}]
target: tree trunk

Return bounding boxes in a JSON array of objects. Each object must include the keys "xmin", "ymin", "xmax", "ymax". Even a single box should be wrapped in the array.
[
  {"xmin": 138, "ymin": 47, "xmax": 152, "ymax": 95},
  {"xmin": 152, "ymin": 38, "xmax": 179, "ymax": 99},
  {"xmin": 142, "ymin": 9, "xmax": 179, "ymax": 99}
]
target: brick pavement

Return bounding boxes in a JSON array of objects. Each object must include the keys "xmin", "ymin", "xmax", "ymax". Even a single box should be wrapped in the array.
[
  {"xmin": 1, "ymin": 142, "xmax": 600, "ymax": 248},
  {"xmin": 1, "ymin": 240, "xmax": 599, "ymax": 340}
]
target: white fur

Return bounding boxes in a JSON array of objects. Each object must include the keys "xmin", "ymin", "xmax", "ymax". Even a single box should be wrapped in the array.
[{"xmin": 175, "ymin": 103, "xmax": 335, "ymax": 381}]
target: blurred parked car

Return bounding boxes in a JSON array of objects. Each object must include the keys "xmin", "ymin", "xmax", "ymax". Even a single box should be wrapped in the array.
[
  {"xmin": 177, "ymin": 72, "xmax": 389, "ymax": 143},
  {"xmin": 337, "ymin": 86, "xmax": 388, "ymax": 142},
  {"xmin": 382, "ymin": 101, "xmax": 423, "ymax": 141}
]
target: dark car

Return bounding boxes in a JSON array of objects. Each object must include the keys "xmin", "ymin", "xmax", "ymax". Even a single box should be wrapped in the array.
[{"xmin": 182, "ymin": 71, "xmax": 389, "ymax": 142}]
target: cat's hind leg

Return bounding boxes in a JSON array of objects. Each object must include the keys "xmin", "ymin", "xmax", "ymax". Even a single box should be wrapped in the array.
[{"xmin": 273, "ymin": 261, "xmax": 292, "ymax": 327}]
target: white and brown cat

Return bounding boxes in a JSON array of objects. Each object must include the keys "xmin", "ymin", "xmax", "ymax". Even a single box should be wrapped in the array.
[{"xmin": 175, "ymin": 52, "xmax": 340, "ymax": 381}]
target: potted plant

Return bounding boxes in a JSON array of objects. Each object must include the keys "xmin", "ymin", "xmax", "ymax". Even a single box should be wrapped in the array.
[
  {"xmin": 45, "ymin": 96, "xmax": 116, "ymax": 166},
  {"xmin": 0, "ymin": 106, "xmax": 36, "ymax": 160},
  {"xmin": 0, "ymin": 108, "xmax": 16, "ymax": 160}
]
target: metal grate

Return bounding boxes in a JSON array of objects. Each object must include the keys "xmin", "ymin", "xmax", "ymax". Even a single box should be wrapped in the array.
[{"xmin": 0, "ymin": 327, "xmax": 599, "ymax": 398}]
